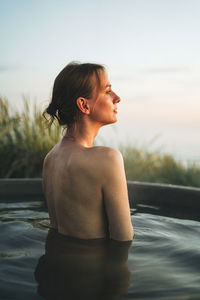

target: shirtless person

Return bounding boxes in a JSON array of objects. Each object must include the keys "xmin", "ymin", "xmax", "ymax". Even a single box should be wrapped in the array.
[{"xmin": 42, "ymin": 62, "xmax": 134, "ymax": 242}]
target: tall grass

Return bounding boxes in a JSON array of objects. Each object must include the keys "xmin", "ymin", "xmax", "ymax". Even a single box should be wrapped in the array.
[
  {"xmin": 1, "ymin": 97, "xmax": 200, "ymax": 187},
  {"xmin": 120, "ymin": 145, "xmax": 200, "ymax": 187},
  {"xmin": 0, "ymin": 97, "xmax": 62, "ymax": 177}
]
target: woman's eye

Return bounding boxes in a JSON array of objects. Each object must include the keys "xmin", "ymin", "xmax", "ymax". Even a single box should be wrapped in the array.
[{"xmin": 106, "ymin": 90, "xmax": 111, "ymax": 94}]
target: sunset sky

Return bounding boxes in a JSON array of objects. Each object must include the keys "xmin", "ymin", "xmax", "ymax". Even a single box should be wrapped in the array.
[{"xmin": 1, "ymin": 0, "xmax": 200, "ymax": 162}]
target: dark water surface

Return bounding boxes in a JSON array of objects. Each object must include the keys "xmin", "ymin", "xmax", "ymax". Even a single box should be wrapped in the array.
[{"xmin": 0, "ymin": 200, "xmax": 200, "ymax": 300}]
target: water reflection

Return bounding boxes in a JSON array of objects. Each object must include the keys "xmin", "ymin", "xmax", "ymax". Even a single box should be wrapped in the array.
[{"xmin": 35, "ymin": 228, "xmax": 132, "ymax": 300}]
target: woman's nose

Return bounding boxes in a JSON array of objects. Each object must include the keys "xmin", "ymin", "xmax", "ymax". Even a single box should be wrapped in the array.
[{"xmin": 113, "ymin": 92, "xmax": 121, "ymax": 103}]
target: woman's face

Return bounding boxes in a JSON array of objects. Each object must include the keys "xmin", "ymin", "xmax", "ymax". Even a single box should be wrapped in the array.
[{"xmin": 89, "ymin": 71, "xmax": 120, "ymax": 126}]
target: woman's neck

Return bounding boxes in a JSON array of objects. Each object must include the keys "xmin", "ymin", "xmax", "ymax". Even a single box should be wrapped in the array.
[{"xmin": 64, "ymin": 120, "xmax": 102, "ymax": 148}]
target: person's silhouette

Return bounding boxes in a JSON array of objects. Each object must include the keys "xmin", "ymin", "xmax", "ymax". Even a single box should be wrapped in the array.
[{"xmin": 35, "ymin": 228, "xmax": 132, "ymax": 300}]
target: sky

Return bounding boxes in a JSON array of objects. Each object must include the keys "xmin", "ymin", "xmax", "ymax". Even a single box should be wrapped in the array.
[{"xmin": 0, "ymin": 0, "xmax": 200, "ymax": 162}]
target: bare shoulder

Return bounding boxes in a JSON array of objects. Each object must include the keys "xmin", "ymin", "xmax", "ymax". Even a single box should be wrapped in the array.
[
  {"xmin": 91, "ymin": 145, "xmax": 121, "ymax": 155},
  {"xmin": 43, "ymin": 143, "xmax": 58, "ymax": 168},
  {"xmin": 86, "ymin": 146, "xmax": 125, "ymax": 185},
  {"xmin": 90, "ymin": 146, "xmax": 123, "ymax": 165},
  {"xmin": 43, "ymin": 152, "xmax": 49, "ymax": 166},
  {"xmin": 42, "ymin": 150, "xmax": 52, "ymax": 172},
  {"xmin": 42, "ymin": 147, "xmax": 56, "ymax": 182}
]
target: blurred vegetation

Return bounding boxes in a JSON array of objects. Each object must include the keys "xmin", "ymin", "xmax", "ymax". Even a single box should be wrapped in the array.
[
  {"xmin": 0, "ymin": 97, "xmax": 62, "ymax": 177},
  {"xmin": 120, "ymin": 145, "xmax": 200, "ymax": 187},
  {"xmin": 0, "ymin": 96, "xmax": 200, "ymax": 188}
]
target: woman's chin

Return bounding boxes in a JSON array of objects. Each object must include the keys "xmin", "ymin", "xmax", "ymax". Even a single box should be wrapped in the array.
[
  {"xmin": 100, "ymin": 116, "xmax": 118, "ymax": 126},
  {"xmin": 109, "ymin": 118, "xmax": 118, "ymax": 125},
  {"xmin": 113, "ymin": 115, "xmax": 118, "ymax": 123}
]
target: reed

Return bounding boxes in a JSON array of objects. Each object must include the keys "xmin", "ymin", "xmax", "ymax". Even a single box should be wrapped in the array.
[
  {"xmin": 1, "ymin": 97, "xmax": 200, "ymax": 187},
  {"xmin": 120, "ymin": 144, "xmax": 200, "ymax": 187},
  {"xmin": 0, "ymin": 97, "xmax": 62, "ymax": 177}
]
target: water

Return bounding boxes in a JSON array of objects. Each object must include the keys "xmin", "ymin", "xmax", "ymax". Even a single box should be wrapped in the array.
[{"xmin": 0, "ymin": 200, "xmax": 200, "ymax": 300}]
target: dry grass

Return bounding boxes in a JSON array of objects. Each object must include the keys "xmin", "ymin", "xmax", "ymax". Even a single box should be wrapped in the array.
[
  {"xmin": 0, "ymin": 97, "xmax": 62, "ymax": 177},
  {"xmin": 120, "ymin": 144, "xmax": 200, "ymax": 187}
]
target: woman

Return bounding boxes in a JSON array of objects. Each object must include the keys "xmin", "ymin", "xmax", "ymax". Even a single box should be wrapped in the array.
[
  {"xmin": 42, "ymin": 62, "xmax": 134, "ymax": 241},
  {"xmin": 35, "ymin": 223, "xmax": 132, "ymax": 299}
]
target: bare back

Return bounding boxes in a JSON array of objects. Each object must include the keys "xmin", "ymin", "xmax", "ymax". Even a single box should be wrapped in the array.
[{"xmin": 43, "ymin": 138, "xmax": 133, "ymax": 241}]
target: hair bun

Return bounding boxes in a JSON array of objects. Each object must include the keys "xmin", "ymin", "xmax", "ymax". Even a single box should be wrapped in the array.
[{"xmin": 46, "ymin": 103, "xmax": 57, "ymax": 116}]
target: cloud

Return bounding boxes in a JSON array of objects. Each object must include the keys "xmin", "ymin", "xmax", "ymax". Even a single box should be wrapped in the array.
[
  {"xmin": 125, "ymin": 95, "xmax": 153, "ymax": 102},
  {"xmin": 144, "ymin": 66, "xmax": 191, "ymax": 74},
  {"xmin": 0, "ymin": 64, "xmax": 21, "ymax": 72},
  {"xmin": 111, "ymin": 66, "xmax": 192, "ymax": 84}
]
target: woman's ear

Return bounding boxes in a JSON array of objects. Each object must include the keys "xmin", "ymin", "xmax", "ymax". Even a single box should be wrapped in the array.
[{"xmin": 76, "ymin": 97, "xmax": 90, "ymax": 115}]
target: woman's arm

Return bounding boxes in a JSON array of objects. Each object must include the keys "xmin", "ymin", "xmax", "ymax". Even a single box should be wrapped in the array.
[{"xmin": 102, "ymin": 148, "xmax": 134, "ymax": 242}]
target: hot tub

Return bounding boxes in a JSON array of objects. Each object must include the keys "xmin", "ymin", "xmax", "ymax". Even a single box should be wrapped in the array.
[{"xmin": 0, "ymin": 179, "xmax": 200, "ymax": 299}]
